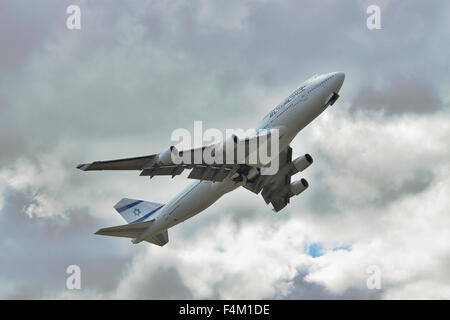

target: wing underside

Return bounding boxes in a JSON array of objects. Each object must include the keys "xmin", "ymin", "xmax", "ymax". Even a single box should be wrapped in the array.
[
  {"xmin": 244, "ymin": 146, "xmax": 293, "ymax": 212},
  {"xmin": 76, "ymin": 131, "xmax": 284, "ymax": 182},
  {"xmin": 77, "ymin": 146, "xmax": 240, "ymax": 182},
  {"xmin": 77, "ymin": 155, "xmax": 157, "ymax": 171}
]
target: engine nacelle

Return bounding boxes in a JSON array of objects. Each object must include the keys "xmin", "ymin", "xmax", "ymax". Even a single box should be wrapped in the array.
[
  {"xmin": 247, "ymin": 167, "xmax": 259, "ymax": 180},
  {"xmin": 291, "ymin": 154, "xmax": 313, "ymax": 174},
  {"xmin": 157, "ymin": 146, "xmax": 179, "ymax": 165},
  {"xmin": 289, "ymin": 178, "xmax": 309, "ymax": 196}
]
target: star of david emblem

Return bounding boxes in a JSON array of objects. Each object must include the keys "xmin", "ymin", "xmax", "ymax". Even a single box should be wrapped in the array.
[{"xmin": 133, "ymin": 208, "xmax": 141, "ymax": 216}]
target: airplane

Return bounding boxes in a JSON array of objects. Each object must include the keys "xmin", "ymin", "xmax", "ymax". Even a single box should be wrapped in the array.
[{"xmin": 77, "ymin": 72, "xmax": 345, "ymax": 246}]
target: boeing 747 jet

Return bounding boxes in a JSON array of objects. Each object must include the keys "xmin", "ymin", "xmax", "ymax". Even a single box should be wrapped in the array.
[{"xmin": 77, "ymin": 72, "xmax": 345, "ymax": 246}]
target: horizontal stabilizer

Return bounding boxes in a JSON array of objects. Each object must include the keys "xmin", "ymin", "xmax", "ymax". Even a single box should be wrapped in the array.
[{"xmin": 95, "ymin": 220, "xmax": 153, "ymax": 239}]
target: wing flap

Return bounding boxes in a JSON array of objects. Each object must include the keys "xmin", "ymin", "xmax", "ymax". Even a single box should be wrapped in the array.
[
  {"xmin": 140, "ymin": 165, "xmax": 185, "ymax": 177},
  {"xmin": 269, "ymin": 196, "xmax": 289, "ymax": 212},
  {"xmin": 187, "ymin": 166, "xmax": 232, "ymax": 182}
]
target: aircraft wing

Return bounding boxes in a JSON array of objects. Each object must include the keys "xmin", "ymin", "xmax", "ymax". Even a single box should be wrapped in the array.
[
  {"xmin": 77, "ymin": 146, "xmax": 240, "ymax": 182},
  {"xmin": 243, "ymin": 146, "xmax": 292, "ymax": 211},
  {"xmin": 77, "ymin": 129, "xmax": 290, "ymax": 184},
  {"xmin": 77, "ymin": 155, "xmax": 157, "ymax": 171}
]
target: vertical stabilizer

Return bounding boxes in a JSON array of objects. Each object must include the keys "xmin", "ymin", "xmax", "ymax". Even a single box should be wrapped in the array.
[{"xmin": 114, "ymin": 198, "xmax": 164, "ymax": 224}]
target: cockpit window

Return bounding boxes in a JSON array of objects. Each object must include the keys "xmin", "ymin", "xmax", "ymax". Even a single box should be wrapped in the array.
[
  {"xmin": 306, "ymin": 74, "xmax": 319, "ymax": 82},
  {"xmin": 302, "ymin": 74, "xmax": 319, "ymax": 86}
]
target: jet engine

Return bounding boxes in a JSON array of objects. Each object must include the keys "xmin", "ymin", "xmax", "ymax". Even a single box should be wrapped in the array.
[
  {"xmin": 291, "ymin": 154, "xmax": 313, "ymax": 174},
  {"xmin": 157, "ymin": 146, "xmax": 179, "ymax": 165},
  {"xmin": 246, "ymin": 167, "xmax": 260, "ymax": 180},
  {"xmin": 289, "ymin": 178, "xmax": 309, "ymax": 196}
]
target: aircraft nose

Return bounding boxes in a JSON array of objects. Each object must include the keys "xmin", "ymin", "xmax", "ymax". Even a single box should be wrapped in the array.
[{"xmin": 332, "ymin": 72, "xmax": 345, "ymax": 92}]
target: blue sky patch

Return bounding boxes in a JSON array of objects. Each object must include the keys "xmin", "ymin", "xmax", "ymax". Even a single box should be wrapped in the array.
[
  {"xmin": 306, "ymin": 243, "xmax": 324, "ymax": 257},
  {"xmin": 332, "ymin": 245, "xmax": 352, "ymax": 252}
]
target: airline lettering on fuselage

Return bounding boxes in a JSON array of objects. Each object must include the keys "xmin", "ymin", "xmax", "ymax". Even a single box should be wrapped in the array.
[{"xmin": 269, "ymin": 85, "xmax": 307, "ymax": 118}]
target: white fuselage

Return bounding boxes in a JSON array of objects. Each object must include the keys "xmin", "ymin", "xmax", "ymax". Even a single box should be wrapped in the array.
[{"xmin": 135, "ymin": 72, "xmax": 345, "ymax": 243}]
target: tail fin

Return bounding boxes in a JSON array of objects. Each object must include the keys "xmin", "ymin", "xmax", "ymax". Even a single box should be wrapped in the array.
[{"xmin": 114, "ymin": 198, "xmax": 164, "ymax": 224}]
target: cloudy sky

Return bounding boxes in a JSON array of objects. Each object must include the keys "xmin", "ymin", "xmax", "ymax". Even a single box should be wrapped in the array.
[{"xmin": 0, "ymin": 0, "xmax": 449, "ymax": 299}]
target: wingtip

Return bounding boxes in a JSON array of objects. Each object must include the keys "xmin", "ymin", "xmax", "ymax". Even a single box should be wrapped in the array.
[{"xmin": 76, "ymin": 163, "xmax": 91, "ymax": 171}]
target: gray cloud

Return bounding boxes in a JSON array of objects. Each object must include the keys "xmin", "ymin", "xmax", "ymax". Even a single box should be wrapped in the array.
[
  {"xmin": 280, "ymin": 272, "xmax": 382, "ymax": 300},
  {"xmin": 133, "ymin": 267, "xmax": 193, "ymax": 299},
  {"xmin": 374, "ymin": 169, "xmax": 434, "ymax": 206},
  {"xmin": 0, "ymin": 2, "xmax": 58, "ymax": 75},
  {"xmin": 0, "ymin": 187, "xmax": 133, "ymax": 298},
  {"xmin": 350, "ymin": 76, "xmax": 443, "ymax": 115}
]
